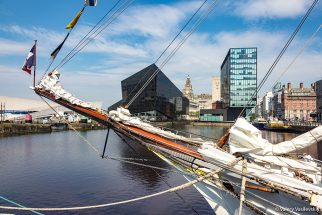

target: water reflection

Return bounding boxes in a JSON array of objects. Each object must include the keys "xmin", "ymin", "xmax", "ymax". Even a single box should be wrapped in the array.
[
  {"xmin": 0, "ymin": 130, "xmax": 214, "ymax": 215},
  {"xmin": 111, "ymin": 131, "xmax": 167, "ymax": 189}
]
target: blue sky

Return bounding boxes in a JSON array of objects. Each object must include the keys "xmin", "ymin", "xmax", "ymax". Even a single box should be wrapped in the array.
[{"xmin": 1, "ymin": 0, "xmax": 322, "ymax": 107}]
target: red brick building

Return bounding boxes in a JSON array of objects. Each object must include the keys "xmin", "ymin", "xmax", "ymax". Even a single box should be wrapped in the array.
[{"xmin": 282, "ymin": 83, "xmax": 316, "ymax": 121}]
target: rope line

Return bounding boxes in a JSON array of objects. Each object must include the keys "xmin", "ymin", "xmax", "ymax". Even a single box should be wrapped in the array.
[
  {"xmin": 106, "ymin": 156, "xmax": 194, "ymax": 176},
  {"xmin": 39, "ymin": 6, "xmax": 87, "ymax": 81},
  {"xmin": 0, "ymin": 158, "xmax": 241, "ymax": 211},
  {"xmin": 39, "ymin": 96, "xmax": 100, "ymax": 154},
  {"xmin": 53, "ymin": 0, "xmax": 122, "ymax": 71},
  {"xmin": 124, "ymin": 0, "xmax": 208, "ymax": 105},
  {"xmin": 270, "ymin": 24, "xmax": 322, "ymax": 90},
  {"xmin": 55, "ymin": 0, "xmax": 134, "ymax": 70},
  {"xmin": 39, "ymin": 95, "xmax": 194, "ymax": 176},
  {"xmin": 115, "ymin": 128, "xmax": 200, "ymax": 215},
  {"xmin": 239, "ymin": 0, "xmax": 319, "ymax": 117},
  {"xmin": 126, "ymin": 0, "xmax": 220, "ymax": 107},
  {"xmin": 0, "ymin": 195, "xmax": 44, "ymax": 215}
]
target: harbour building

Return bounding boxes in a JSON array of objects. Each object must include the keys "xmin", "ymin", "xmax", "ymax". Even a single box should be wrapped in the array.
[
  {"xmin": 109, "ymin": 64, "xmax": 189, "ymax": 121},
  {"xmin": 221, "ymin": 47, "xmax": 257, "ymax": 120},
  {"xmin": 281, "ymin": 83, "xmax": 316, "ymax": 121}
]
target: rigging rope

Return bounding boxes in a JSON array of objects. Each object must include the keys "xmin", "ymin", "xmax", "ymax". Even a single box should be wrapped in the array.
[
  {"xmin": 55, "ymin": 0, "xmax": 134, "ymax": 71},
  {"xmin": 0, "ymin": 158, "xmax": 241, "ymax": 211},
  {"xmin": 39, "ymin": 96, "xmax": 100, "ymax": 154},
  {"xmin": 113, "ymin": 128, "xmax": 200, "ymax": 215},
  {"xmin": 39, "ymin": 0, "xmax": 133, "ymax": 82},
  {"xmin": 0, "ymin": 195, "xmax": 44, "ymax": 215},
  {"xmin": 270, "ymin": 23, "xmax": 322, "ymax": 90},
  {"xmin": 239, "ymin": 0, "xmax": 319, "ymax": 118},
  {"xmin": 39, "ymin": 6, "xmax": 88, "ymax": 81},
  {"xmin": 39, "ymin": 95, "xmax": 192, "ymax": 176},
  {"xmin": 126, "ymin": 0, "xmax": 220, "ymax": 107},
  {"xmin": 124, "ymin": 0, "xmax": 208, "ymax": 105},
  {"xmin": 52, "ymin": 0, "xmax": 122, "ymax": 72}
]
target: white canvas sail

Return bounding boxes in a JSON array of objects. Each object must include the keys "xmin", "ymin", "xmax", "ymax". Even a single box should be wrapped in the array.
[
  {"xmin": 228, "ymin": 118, "xmax": 322, "ymax": 156},
  {"xmin": 36, "ymin": 70, "xmax": 96, "ymax": 110}
]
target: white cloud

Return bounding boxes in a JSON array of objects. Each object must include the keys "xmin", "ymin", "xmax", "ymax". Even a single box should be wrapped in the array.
[
  {"xmin": 233, "ymin": 0, "xmax": 311, "ymax": 19},
  {"xmin": 111, "ymin": 1, "xmax": 202, "ymax": 38},
  {"xmin": 0, "ymin": 38, "xmax": 31, "ymax": 56},
  {"xmin": 0, "ymin": 64, "xmax": 22, "ymax": 73}
]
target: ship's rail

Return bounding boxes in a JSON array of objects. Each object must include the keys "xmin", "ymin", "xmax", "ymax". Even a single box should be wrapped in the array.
[{"xmin": 153, "ymin": 125, "xmax": 218, "ymax": 142}]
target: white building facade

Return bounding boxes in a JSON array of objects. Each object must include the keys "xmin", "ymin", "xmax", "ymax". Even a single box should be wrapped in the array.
[
  {"xmin": 212, "ymin": 76, "xmax": 221, "ymax": 102},
  {"xmin": 262, "ymin": 91, "xmax": 273, "ymax": 119}
]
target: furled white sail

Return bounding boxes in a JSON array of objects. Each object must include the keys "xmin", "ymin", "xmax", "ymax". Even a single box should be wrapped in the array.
[
  {"xmin": 109, "ymin": 107, "xmax": 216, "ymax": 146},
  {"xmin": 228, "ymin": 117, "xmax": 322, "ymax": 156},
  {"xmin": 35, "ymin": 70, "xmax": 96, "ymax": 110}
]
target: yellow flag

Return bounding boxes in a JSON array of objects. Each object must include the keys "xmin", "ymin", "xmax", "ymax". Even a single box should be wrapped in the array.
[{"xmin": 66, "ymin": 7, "xmax": 84, "ymax": 29}]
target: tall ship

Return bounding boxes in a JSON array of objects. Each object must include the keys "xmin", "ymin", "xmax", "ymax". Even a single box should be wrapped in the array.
[{"xmin": 3, "ymin": 0, "xmax": 322, "ymax": 214}]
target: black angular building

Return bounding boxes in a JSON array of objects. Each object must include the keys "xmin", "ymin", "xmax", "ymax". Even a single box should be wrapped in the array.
[{"xmin": 109, "ymin": 64, "xmax": 189, "ymax": 120}]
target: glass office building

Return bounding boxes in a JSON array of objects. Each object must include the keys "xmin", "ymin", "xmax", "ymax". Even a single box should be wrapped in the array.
[
  {"xmin": 117, "ymin": 64, "xmax": 188, "ymax": 120},
  {"xmin": 221, "ymin": 48, "xmax": 257, "ymax": 108}
]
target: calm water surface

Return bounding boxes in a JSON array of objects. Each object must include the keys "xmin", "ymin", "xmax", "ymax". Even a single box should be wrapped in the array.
[{"xmin": 0, "ymin": 125, "xmax": 320, "ymax": 215}]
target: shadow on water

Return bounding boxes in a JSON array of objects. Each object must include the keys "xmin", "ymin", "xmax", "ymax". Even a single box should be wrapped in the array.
[{"xmin": 108, "ymin": 130, "xmax": 167, "ymax": 189}]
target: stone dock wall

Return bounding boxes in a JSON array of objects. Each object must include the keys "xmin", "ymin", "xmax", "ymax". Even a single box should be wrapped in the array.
[
  {"xmin": 0, "ymin": 122, "xmax": 106, "ymax": 137},
  {"xmin": 0, "ymin": 123, "xmax": 51, "ymax": 137}
]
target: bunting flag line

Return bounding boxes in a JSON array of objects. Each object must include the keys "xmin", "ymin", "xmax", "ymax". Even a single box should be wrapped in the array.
[
  {"xmin": 22, "ymin": 43, "xmax": 36, "ymax": 74},
  {"xmin": 50, "ymin": 33, "xmax": 70, "ymax": 59},
  {"xmin": 66, "ymin": 7, "xmax": 85, "ymax": 29},
  {"xmin": 85, "ymin": 0, "xmax": 97, "ymax": 6}
]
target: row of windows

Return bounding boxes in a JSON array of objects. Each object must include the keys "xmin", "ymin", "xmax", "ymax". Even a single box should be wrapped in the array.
[
  {"xmin": 230, "ymin": 71, "xmax": 256, "ymax": 76},
  {"xmin": 230, "ymin": 102, "xmax": 256, "ymax": 107},
  {"xmin": 231, "ymin": 64, "xmax": 256, "ymax": 69},
  {"xmin": 230, "ymin": 48, "xmax": 257, "ymax": 54},
  {"xmin": 290, "ymin": 93, "xmax": 315, "ymax": 96},
  {"xmin": 230, "ymin": 81, "xmax": 256, "ymax": 86},
  {"xmin": 230, "ymin": 75, "xmax": 256, "ymax": 80},
  {"xmin": 230, "ymin": 54, "xmax": 257, "ymax": 59},
  {"xmin": 231, "ymin": 92, "xmax": 256, "ymax": 96},
  {"xmin": 230, "ymin": 59, "xmax": 257, "ymax": 66},
  {"xmin": 232, "ymin": 89, "xmax": 256, "ymax": 94},
  {"xmin": 230, "ymin": 101, "xmax": 256, "ymax": 106},
  {"xmin": 231, "ymin": 74, "xmax": 256, "ymax": 79},
  {"xmin": 230, "ymin": 56, "xmax": 257, "ymax": 61}
]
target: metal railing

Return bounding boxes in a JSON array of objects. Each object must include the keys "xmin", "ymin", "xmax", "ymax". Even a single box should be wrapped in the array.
[
  {"xmin": 286, "ymin": 121, "xmax": 322, "ymax": 127},
  {"xmin": 153, "ymin": 125, "xmax": 218, "ymax": 142}
]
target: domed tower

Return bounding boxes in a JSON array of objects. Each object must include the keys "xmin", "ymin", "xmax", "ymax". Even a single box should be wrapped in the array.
[{"xmin": 182, "ymin": 75, "xmax": 194, "ymax": 101}]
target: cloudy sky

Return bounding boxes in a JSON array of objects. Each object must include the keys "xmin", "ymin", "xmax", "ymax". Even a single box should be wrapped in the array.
[{"xmin": 0, "ymin": 0, "xmax": 322, "ymax": 108}]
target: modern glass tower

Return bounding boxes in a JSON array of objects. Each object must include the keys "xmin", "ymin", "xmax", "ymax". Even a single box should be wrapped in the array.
[
  {"xmin": 109, "ymin": 64, "xmax": 188, "ymax": 120},
  {"xmin": 221, "ymin": 48, "xmax": 257, "ymax": 108}
]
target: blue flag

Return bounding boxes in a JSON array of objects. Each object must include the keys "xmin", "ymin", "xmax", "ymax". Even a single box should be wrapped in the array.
[
  {"xmin": 22, "ymin": 44, "xmax": 36, "ymax": 74},
  {"xmin": 85, "ymin": 0, "xmax": 97, "ymax": 6}
]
